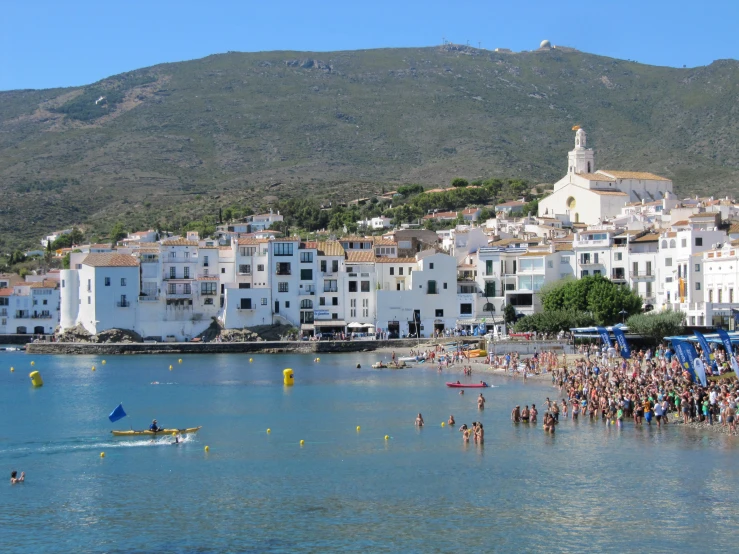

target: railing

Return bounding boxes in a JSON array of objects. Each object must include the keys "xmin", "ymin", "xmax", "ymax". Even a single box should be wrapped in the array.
[
  {"xmin": 237, "ymin": 306, "xmax": 255, "ymax": 311},
  {"xmin": 611, "ymin": 272, "xmax": 626, "ymax": 280},
  {"xmin": 140, "ymin": 257, "xmax": 159, "ymax": 263},
  {"xmin": 163, "ymin": 275, "xmax": 195, "ymax": 281},
  {"xmin": 276, "ymin": 268, "xmax": 292, "ymax": 275},
  {"xmin": 0, "ymin": 309, "xmax": 7, "ymax": 317},
  {"xmin": 200, "ymin": 290, "xmax": 218, "ymax": 296},
  {"xmin": 579, "ymin": 259, "xmax": 600, "ymax": 266},
  {"xmin": 323, "ymin": 286, "xmax": 338, "ymax": 293},
  {"xmin": 574, "ymin": 239, "xmax": 610, "ymax": 247},
  {"xmin": 31, "ymin": 313, "xmax": 52, "ymax": 319},
  {"xmin": 138, "ymin": 295, "xmax": 159, "ymax": 302},
  {"xmin": 164, "ymin": 257, "xmax": 197, "ymax": 263},
  {"xmin": 166, "ymin": 293, "xmax": 192, "ymax": 299},
  {"xmin": 630, "ymin": 271, "xmax": 654, "ymax": 278},
  {"xmin": 15, "ymin": 312, "xmax": 31, "ymax": 318},
  {"xmin": 116, "ymin": 301, "xmax": 131, "ymax": 307},
  {"xmin": 299, "ymin": 287, "xmax": 315, "ymax": 296}
]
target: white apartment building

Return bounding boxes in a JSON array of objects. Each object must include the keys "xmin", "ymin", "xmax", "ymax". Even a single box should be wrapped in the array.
[{"xmin": 0, "ymin": 280, "xmax": 60, "ymax": 335}]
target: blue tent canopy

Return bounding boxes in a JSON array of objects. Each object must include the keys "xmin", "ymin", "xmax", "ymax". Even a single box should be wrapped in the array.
[{"xmin": 665, "ymin": 332, "xmax": 739, "ymax": 345}]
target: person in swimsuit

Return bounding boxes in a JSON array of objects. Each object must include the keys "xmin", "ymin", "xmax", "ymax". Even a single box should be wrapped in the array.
[
  {"xmin": 511, "ymin": 405, "xmax": 521, "ymax": 422},
  {"xmin": 475, "ymin": 423, "xmax": 484, "ymax": 443},
  {"xmin": 415, "ymin": 413, "xmax": 424, "ymax": 427},
  {"xmin": 10, "ymin": 471, "xmax": 25, "ymax": 484},
  {"xmin": 530, "ymin": 404, "xmax": 538, "ymax": 423},
  {"xmin": 478, "ymin": 393, "xmax": 486, "ymax": 410},
  {"xmin": 448, "ymin": 415, "xmax": 455, "ymax": 426},
  {"xmin": 521, "ymin": 405, "xmax": 530, "ymax": 422},
  {"xmin": 463, "ymin": 427, "xmax": 470, "ymax": 442}
]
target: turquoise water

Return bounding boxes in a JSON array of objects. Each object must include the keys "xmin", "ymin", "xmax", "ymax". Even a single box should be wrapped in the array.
[{"xmin": 2, "ymin": 350, "xmax": 739, "ymax": 553}]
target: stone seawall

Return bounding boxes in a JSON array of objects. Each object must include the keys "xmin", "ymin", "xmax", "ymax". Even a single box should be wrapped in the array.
[{"xmin": 25, "ymin": 338, "xmax": 483, "ymax": 356}]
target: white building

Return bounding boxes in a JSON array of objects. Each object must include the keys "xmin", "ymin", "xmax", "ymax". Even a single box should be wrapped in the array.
[
  {"xmin": 539, "ymin": 128, "xmax": 674, "ymax": 225},
  {"xmin": 0, "ymin": 280, "xmax": 60, "ymax": 335}
]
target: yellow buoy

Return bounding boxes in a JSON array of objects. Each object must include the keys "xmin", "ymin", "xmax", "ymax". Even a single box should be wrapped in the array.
[
  {"xmin": 30, "ymin": 361, "xmax": 35, "ymax": 366},
  {"xmin": 92, "ymin": 365, "xmax": 96, "ymax": 371},
  {"xmin": 267, "ymin": 428, "xmax": 271, "ymax": 434},
  {"xmin": 178, "ymin": 359, "xmax": 182, "ymax": 364},
  {"xmin": 316, "ymin": 357, "xmax": 320, "ymax": 362},
  {"xmin": 169, "ymin": 365, "xmax": 173, "ymax": 370},
  {"xmin": 204, "ymin": 445, "xmax": 210, "ymax": 452},
  {"xmin": 384, "ymin": 435, "xmax": 389, "ymax": 441},
  {"xmin": 100, "ymin": 452, "xmax": 105, "ymax": 458},
  {"xmin": 102, "ymin": 360, "xmax": 106, "ymax": 365},
  {"xmin": 356, "ymin": 426, "xmax": 361, "ymax": 432},
  {"xmin": 29, "ymin": 371, "xmax": 43, "ymax": 387},
  {"xmin": 249, "ymin": 358, "xmax": 253, "ymax": 363},
  {"xmin": 300, "ymin": 440, "xmax": 305, "ymax": 446},
  {"xmin": 172, "ymin": 432, "xmax": 177, "ymax": 437},
  {"xmin": 283, "ymin": 368, "xmax": 294, "ymax": 386},
  {"xmin": 441, "ymin": 422, "xmax": 445, "ymax": 427},
  {"xmin": 10, "ymin": 367, "xmax": 14, "ymax": 372}
]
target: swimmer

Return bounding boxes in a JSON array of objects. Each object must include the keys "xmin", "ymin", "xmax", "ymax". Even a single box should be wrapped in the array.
[
  {"xmin": 448, "ymin": 415, "xmax": 455, "ymax": 426},
  {"xmin": 459, "ymin": 389, "xmax": 464, "ymax": 395},
  {"xmin": 173, "ymin": 432, "xmax": 182, "ymax": 444},
  {"xmin": 478, "ymin": 393, "xmax": 486, "ymax": 410},
  {"xmin": 10, "ymin": 471, "xmax": 24, "ymax": 484},
  {"xmin": 415, "ymin": 413, "xmax": 424, "ymax": 427}
]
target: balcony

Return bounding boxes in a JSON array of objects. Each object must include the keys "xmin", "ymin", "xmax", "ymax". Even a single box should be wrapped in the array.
[
  {"xmin": 299, "ymin": 287, "xmax": 316, "ymax": 296},
  {"xmin": 31, "ymin": 313, "xmax": 52, "ymax": 319},
  {"xmin": 164, "ymin": 257, "xmax": 197, "ymax": 263},
  {"xmin": 138, "ymin": 295, "xmax": 160, "ymax": 302},
  {"xmin": 163, "ymin": 275, "xmax": 195, "ymax": 281},
  {"xmin": 140, "ymin": 257, "xmax": 159, "ymax": 263},
  {"xmin": 116, "ymin": 301, "xmax": 131, "ymax": 307},
  {"xmin": 0, "ymin": 309, "xmax": 7, "ymax": 317},
  {"xmin": 630, "ymin": 271, "xmax": 655, "ymax": 280},
  {"xmin": 15, "ymin": 311, "xmax": 30, "ymax": 318},
  {"xmin": 579, "ymin": 258, "xmax": 601, "ymax": 267},
  {"xmin": 200, "ymin": 290, "xmax": 218, "ymax": 296},
  {"xmin": 323, "ymin": 286, "xmax": 338, "ymax": 293},
  {"xmin": 166, "ymin": 293, "xmax": 193, "ymax": 299},
  {"xmin": 276, "ymin": 268, "xmax": 292, "ymax": 276},
  {"xmin": 573, "ymin": 238, "xmax": 610, "ymax": 248},
  {"xmin": 611, "ymin": 270, "xmax": 627, "ymax": 282}
]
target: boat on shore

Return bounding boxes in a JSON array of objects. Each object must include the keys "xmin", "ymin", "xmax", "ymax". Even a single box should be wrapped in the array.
[
  {"xmin": 112, "ymin": 426, "xmax": 202, "ymax": 437},
  {"xmin": 445, "ymin": 382, "xmax": 489, "ymax": 388}
]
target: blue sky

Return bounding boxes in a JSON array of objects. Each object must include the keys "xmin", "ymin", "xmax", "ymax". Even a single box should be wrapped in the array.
[{"xmin": 2, "ymin": 0, "xmax": 737, "ymax": 91}]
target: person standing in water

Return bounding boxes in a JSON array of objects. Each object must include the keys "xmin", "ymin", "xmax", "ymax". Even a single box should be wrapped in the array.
[
  {"xmin": 415, "ymin": 413, "xmax": 424, "ymax": 427},
  {"xmin": 478, "ymin": 393, "xmax": 486, "ymax": 410}
]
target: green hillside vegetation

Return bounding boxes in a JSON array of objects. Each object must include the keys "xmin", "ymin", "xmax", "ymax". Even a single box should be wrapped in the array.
[{"xmin": 1, "ymin": 45, "xmax": 738, "ymax": 249}]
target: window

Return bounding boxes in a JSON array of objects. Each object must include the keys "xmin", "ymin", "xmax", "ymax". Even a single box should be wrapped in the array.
[
  {"xmin": 614, "ymin": 253, "xmax": 622, "ymax": 261},
  {"xmin": 580, "ymin": 254, "xmax": 590, "ymax": 264},
  {"xmin": 484, "ymin": 281, "xmax": 496, "ymax": 297},
  {"xmin": 301, "ymin": 299, "xmax": 313, "ymax": 309},
  {"xmin": 547, "ymin": 260, "xmax": 554, "ymax": 268},
  {"xmin": 168, "ymin": 283, "xmax": 176, "ymax": 294},
  {"xmin": 324, "ymin": 280, "xmax": 338, "ymax": 292},
  {"xmin": 361, "ymin": 281, "xmax": 370, "ymax": 292},
  {"xmin": 695, "ymin": 237, "xmax": 703, "ymax": 247},
  {"xmin": 261, "ymin": 297, "xmax": 268, "ymax": 305},
  {"xmin": 319, "ymin": 297, "xmax": 325, "ymax": 306},
  {"xmin": 257, "ymin": 265, "xmax": 264, "ymax": 272},
  {"xmin": 104, "ymin": 277, "xmax": 111, "ymax": 286},
  {"xmin": 240, "ymin": 247, "xmax": 256, "ymax": 256},
  {"xmin": 300, "ymin": 252, "xmax": 313, "ymax": 263},
  {"xmin": 581, "ymin": 270, "xmax": 589, "ymax": 277},
  {"xmin": 429, "ymin": 263, "xmax": 434, "ymax": 269},
  {"xmin": 320, "ymin": 260, "xmax": 327, "ymax": 272},
  {"xmin": 670, "ymin": 239, "xmax": 676, "ymax": 248},
  {"xmin": 183, "ymin": 284, "xmax": 191, "ymax": 294},
  {"xmin": 204, "ymin": 298, "xmax": 214, "ymax": 305},
  {"xmin": 665, "ymin": 258, "xmax": 672, "ymax": 267},
  {"xmin": 278, "ymin": 282, "xmax": 289, "ymax": 293},
  {"xmin": 238, "ymin": 283, "xmax": 250, "ymax": 289},
  {"xmin": 443, "ymin": 282, "xmax": 447, "ymax": 290},
  {"xmin": 427, "ymin": 280, "xmax": 437, "ymax": 294},
  {"xmin": 43, "ymin": 299, "xmax": 47, "ymax": 305},
  {"xmin": 435, "ymin": 309, "xmax": 444, "ymax": 317},
  {"xmin": 460, "ymin": 303, "xmax": 472, "ymax": 315},
  {"xmin": 332, "ymin": 313, "xmax": 338, "ymax": 320},
  {"xmin": 390, "ymin": 267, "xmax": 395, "ymax": 276},
  {"xmin": 681, "ymin": 239, "xmax": 687, "ymax": 248},
  {"xmin": 169, "ymin": 267, "xmax": 176, "ymax": 279},
  {"xmin": 88, "ymin": 296, "xmax": 91, "ymax": 304},
  {"xmin": 661, "ymin": 240, "xmax": 667, "ymax": 249},
  {"xmin": 593, "ymin": 253, "xmax": 599, "ymax": 264},
  {"xmin": 350, "ymin": 308, "xmax": 356, "ymax": 317},
  {"xmin": 348, "ymin": 281, "xmax": 357, "ymax": 292},
  {"xmin": 221, "ymin": 268, "xmax": 225, "ymax": 274},
  {"xmin": 561, "ymin": 256, "xmax": 570, "ymax": 263},
  {"xmin": 486, "ymin": 260, "xmax": 493, "ymax": 275},
  {"xmin": 399, "ymin": 266, "xmax": 404, "ymax": 275},
  {"xmin": 695, "ymin": 264, "xmax": 701, "ymax": 272},
  {"xmin": 362, "ymin": 299, "xmax": 369, "ymax": 308},
  {"xmin": 240, "ymin": 298, "xmax": 252, "ymax": 310},
  {"xmin": 332, "ymin": 297, "xmax": 338, "ymax": 306},
  {"xmin": 332, "ymin": 260, "xmax": 339, "ymax": 273},
  {"xmin": 520, "ymin": 258, "xmax": 544, "ymax": 271},
  {"xmin": 276, "ymin": 262, "xmax": 291, "ymax": 275},
  {"xmin": 201, "ymin": 282, "xmax": 217, "ymax": 295},
  {"xmin": 301, "ymin": 269, "xmax": 313, "ymax": 281},
  {"xmin": 183, "ymin": 268, "xmax": 189, "ymax": 279},
  {"xmin": 239, "ymin": 264, "xmax": 251, "ymax": 274},
  {"xmin": 62, "ymin": 280, "xmax": 65, "ymax": 287},
  {"xmin": 274, "ymin": 243, "xmax": 294, "ymax": 256},
  {"xmin": 708, "ymin": 289, "xmax": 712, "ymax": 302},
  {"xmin": 285, "ymin": 301, "xmax": 290, "ymax": 308},
  {"xmin": 203, "ymin": 255, "xmax": 209, "ymax": 267},
  {"xmin": 593, "ymin": 270, "xmax": 601, "ymax": 276}
]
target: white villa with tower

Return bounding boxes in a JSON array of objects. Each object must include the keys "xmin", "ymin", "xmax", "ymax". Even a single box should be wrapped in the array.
[{"xmin": 538, "ymin": 127, "xmax": 674, "ymax": 225}]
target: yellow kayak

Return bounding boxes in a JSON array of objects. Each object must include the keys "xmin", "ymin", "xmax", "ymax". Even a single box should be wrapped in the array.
[{"xmin": 111, "ymin": 426, "xmax": 202, "ymax": 437}]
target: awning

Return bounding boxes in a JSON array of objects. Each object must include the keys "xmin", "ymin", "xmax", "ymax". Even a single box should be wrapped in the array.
[
  {"xmin": 457, "ymin": 317, "xmax": 504, "ymax": 325},
  {"xmin": 314, "ymin": 320, "xmax": 347, "ymax": 327},
  {"xmin": 300, "ymin": 324, "xmax": 315, "ymax": 331},
  {"xmin": 347, "ymin": 322, "xmax": 363, "ymax": 328}
]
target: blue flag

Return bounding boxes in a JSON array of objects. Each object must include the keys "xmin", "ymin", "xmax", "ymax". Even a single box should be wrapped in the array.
[
  {"xmin": 108, "ymin": 403, "xmax": 127, "ymax": 423},
  {"xmin": 716, "ymin": 329, "xmax": 735, "ymax": 370},
  {"xmin": 596, "ymin": 326, "xmax": 611, "ymax": 348},
  {"xmin": 611, "ymin": 326, "xmax": 630, "ymax": 359},
  {"xmin": 673, "ymin": 340, "xmax": 698, "ymax": 381},
  {"xmin": 693, "ymin": 330, "xmax": 717, "ymax": 372}
]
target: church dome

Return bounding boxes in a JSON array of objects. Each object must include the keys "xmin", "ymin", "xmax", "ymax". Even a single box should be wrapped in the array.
[{"xmin": 540, "ymin": 40, "xmax": 552, "ymax": 49}]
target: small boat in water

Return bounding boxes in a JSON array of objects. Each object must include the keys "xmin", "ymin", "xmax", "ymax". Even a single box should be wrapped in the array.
[
  {"xmin": 112, "ymin": 426, "xmax": 202, "ymax": 437},
  {"xmin": 445, "ymin": 382, "xmax": 489, "ymax": 388}
]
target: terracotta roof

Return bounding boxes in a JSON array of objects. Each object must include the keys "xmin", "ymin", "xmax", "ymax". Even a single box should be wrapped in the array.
[
  {"xmin": 89, "ymin": 243, "xmax": 114, "ymax": 249},
  {"xmin": 496, "ymin": 201, "xmax": 526, "ymax": 207},
  {"xmin": 376, "ymin": 257, "xmax": 417, "ymax": 264},
  {"xmin": 373, "ymin": 237, "xmax": 396, "ymax": 246},
  {"xmin": 689, "ymin": 213, "xmax": 717, "ymax": 219},
  {"xmin": 663, "ymin": 232, "xmax": 677, "ymax": 237},
  {"xmin": 554, "ymin": 243, "xmax": 573, "ymax": 251},
  {"xmin": 270, "ymin": 237, "xmax": 301, "ymax": 242},
  {"xmin": 728, "ymin": 223, "xmax": 739, "ymax": 234},
  {"xmin": 672, "ymin": 220, "xmax": 689, "ymax": 226},
  {"xmin": 520, "ymin": 251, "xmax": 550, "ymax": 257},
  {"xmin": 302, "ymin": 241, "xmax": 318, "ymax": 250},
  {"xmin": 318, "ymin": 241, "xmax": 345, "ymax": 257},
  {"xmin": 29, "ymin": 279, "xmax": 59, "ymax": 289},
  {"xmin": 162, "ymin": 239, "xmax": 198, "ymax": 246},
  {"xmin": 590, "ymin": 190, "xmax": 629, "ymax": 196},
  {"xmin": 82, "ymin": 254, "xmax": 140, "ymax": 267},
  {"xmin": 339, "ymin": 236, "xmax": 372, "ymax": 242},
  {"xmin": 576, "ymin": 173, "xmax": 613, "ymax": 182},
  {"xmin": 346, "ymin": 251, "xmax": 376, "ymax": 263},
  {"xmin": 632, "ymin": 233, "xmax": 660, "ymax": 243},
  {"xmin": 237, "ymin": 238, "xmax": 261, "ymax": 245},
  {"xmin": 0, "ymin": 288, "xmax": 12, "ymax": 296},
  {"xmin": 598, "ymin": 170, "xmax": 670, "ymax": 181}
]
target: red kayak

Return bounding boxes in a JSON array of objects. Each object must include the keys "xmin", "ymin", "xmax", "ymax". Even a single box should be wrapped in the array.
[{"xmin": 446, "ymin": 382, "xmax": 489, "ymax": 388}]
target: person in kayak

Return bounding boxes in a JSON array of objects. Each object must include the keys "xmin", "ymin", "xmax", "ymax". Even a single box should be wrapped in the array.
[
  {"xmin": 10, "ymin": 471, "xmax": 25, "ymax": 484},
  {"xmin": 150, "ymin": 419, "xmax": 162, "ymax": 432}
]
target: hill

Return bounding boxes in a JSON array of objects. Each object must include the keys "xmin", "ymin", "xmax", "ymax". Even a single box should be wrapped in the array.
[{"xmin": 1, "ymin": 45, "xmax": 738, "ymax": 248}]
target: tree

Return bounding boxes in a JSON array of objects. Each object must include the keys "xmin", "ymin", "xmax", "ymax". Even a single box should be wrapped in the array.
[
  {"xmin": 62, "ymin": 253, "xmax": 71, "ymax": 269},
  {"xmin": 514, "ymin": 310, "xmax": 595, "ymax": 334},
  {"xmin": 626, "ymin": 310, "xmax": 686, "ymax": 345},
  {"xmin": 110, "ymin": 222, "xmax": 126, "ymax": 246},
  {"xmin": 451, "ymin": 178, "xmax": 469, "ymax": 188},
  {"xmin": 504, "ymin": 304, "xmax": 517, "ymax": 325}
]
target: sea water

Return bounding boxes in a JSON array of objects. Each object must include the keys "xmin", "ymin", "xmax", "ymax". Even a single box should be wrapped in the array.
[{"xmin": 1, "ymin": 350, "xmax": 738, "ymax": 553}]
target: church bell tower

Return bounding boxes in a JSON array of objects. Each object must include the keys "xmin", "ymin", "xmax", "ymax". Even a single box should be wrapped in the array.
[{"xmin": 567, "ymin": 127, "xmax": 595, "ymax": 174}]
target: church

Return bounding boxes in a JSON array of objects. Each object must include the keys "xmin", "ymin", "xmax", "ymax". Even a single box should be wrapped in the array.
[{"xmin": 538, "ymin": 128, "xmax": 673, "ymax": 225}]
